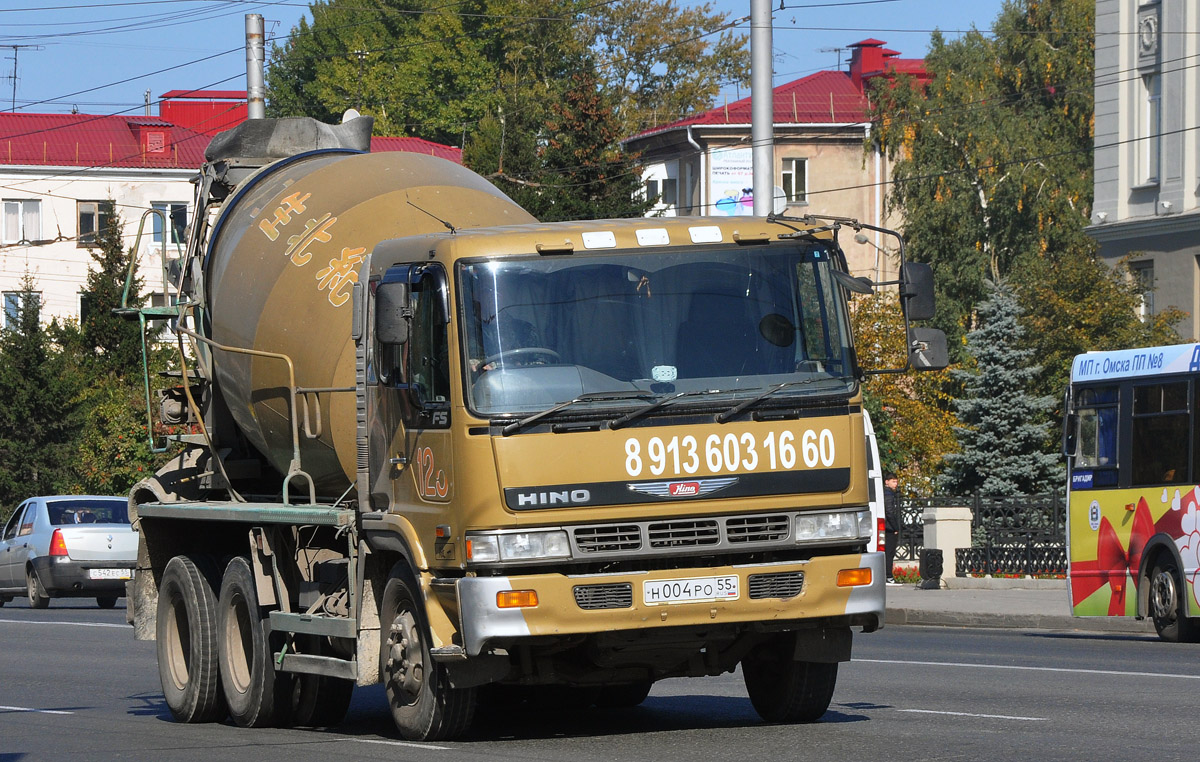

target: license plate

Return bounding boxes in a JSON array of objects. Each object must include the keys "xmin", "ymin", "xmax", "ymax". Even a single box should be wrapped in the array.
[
  {"xmin": 643, "ymin": 575, "xmax": 739, "ymax": 605},
  {"xmin": 88, "ymin": 568, "xmax": 132, "ymax": 580}
]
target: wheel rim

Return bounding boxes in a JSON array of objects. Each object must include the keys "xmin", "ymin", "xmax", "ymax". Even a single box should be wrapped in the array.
[
  {"xmin": 27, "ymin": 573, "xmax": 34, "ymax": 602},
  {"xmin": 164, "ymin": 592, "xmax": 191, "ymax": 690},
  {"xmin": 224, "ymin": 591, "xmax": 253, "ymax": 694},
  {"xmin": 386, "ymin": 609, "xmax": 425, "ymax": 704},
  {"xmin": 1151, "ymin": 569, "xmax": 1178, "ymax": 624}
]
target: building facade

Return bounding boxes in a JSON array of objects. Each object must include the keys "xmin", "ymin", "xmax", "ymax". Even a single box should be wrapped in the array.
[
  {"xmin": 0, "ymin": 94, "xmax": 462, "ymax": 328},
  {"xmin": 623, "ymin": 40, "xmax": 929, "ymax": 282},
  {"xmin": 1090, "ymin": 0, "xmax": 1200, "ymax": 337}
]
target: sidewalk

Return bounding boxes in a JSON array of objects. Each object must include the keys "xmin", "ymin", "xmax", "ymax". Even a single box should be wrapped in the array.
[{"xmin": 884, "ymin": 577, "xmax": 1157, "ymax": 634}]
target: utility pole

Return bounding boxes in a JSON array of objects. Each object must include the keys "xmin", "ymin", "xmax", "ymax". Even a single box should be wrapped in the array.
[
  {"xmin": 353, "ymin": 50, "xmax": 368, "ymax": 111},
  {"xmin": 4, "ymin": 45, "xmax": 44, "ymax": 112},
  {"xmin": 750, "ymin": 0, "xmax": 774, "ymax": 216}
]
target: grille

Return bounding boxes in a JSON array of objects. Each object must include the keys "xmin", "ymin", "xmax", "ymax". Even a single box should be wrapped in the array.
[
  {"xmin": 748, "ymin": 571, "xmax": 805, "ymax": 599},
  {"xmin": 573, "ymin": 583, "xmax": 633, "ymax": 610},
  {"xmin": 648, "ymin": 519, "xmax": 720, "ymax": 548},
  {"xmin": 574, "ymin": 525, "xmax": 641, "ymax": 553},
  {"xmin": 726, "ymin": 514, "xmax": 789, "ymax": 543}
]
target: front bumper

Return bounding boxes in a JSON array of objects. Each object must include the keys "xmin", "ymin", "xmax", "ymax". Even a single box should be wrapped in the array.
[
  {"xmin": 455, "ymin": 551, "xmax": 884, "ymax": 656},
  {"xmin": 32, "ymin": 556, "xmax": 134, "ymax": 597}
]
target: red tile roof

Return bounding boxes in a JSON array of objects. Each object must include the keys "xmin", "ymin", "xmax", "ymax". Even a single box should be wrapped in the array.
[
  {"xmin": 634, "ymin": 70, "xmax": 871, "ymax": 140},
  {"xmin": 0, "ymin": 112, "xmax": 211, "ymax": 169},
  {"xmin": 371, "ymin": 136, "xmax": 462, "ymax": 164}
]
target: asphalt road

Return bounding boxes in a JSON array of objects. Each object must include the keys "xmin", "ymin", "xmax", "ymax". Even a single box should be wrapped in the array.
[{"xmin": 0, "ymin": 599, "xmax": 1194, "ymax": 761}]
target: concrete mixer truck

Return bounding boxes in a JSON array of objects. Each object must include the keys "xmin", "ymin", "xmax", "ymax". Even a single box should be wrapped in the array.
[{"xmin": 122, "ymin": 114, "xmax": 947, "ymax": 741}]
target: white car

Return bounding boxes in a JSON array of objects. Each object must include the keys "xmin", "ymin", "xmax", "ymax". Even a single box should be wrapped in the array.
[{"xmin": 0, "ymin": 495, "xmax": 137, "ymax": 609}]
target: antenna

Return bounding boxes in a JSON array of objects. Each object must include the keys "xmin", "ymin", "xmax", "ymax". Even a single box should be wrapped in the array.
[
  {"xmin": 3, "ymin": 45, "xmax": 44, "ymax": 112},
  {"xmin": 819, "ymin": 46, "xmax": 845, "ymax": 69}
]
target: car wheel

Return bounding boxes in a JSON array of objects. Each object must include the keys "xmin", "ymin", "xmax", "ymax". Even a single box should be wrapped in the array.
[
  {"xmin": 381, "ymin": 563, "xmax": 476, "ymax": 741},
  {"xmin": 26, "ymin": 569, "xmax": 50, "ymax": 609},
  {"xmin": 743, "ymin": 635, "xmax": 838, "ymax": 723},
  {"xmin": 157, "ymin": 554, "xmax": 227, "ymax": 723},
  {"xmin": 217, "ymin": 556, "xmax": 290, "ymax": 728},
  {"xmin": 97, "ymin": 596, "xmax": 118, "ymax": 609}
]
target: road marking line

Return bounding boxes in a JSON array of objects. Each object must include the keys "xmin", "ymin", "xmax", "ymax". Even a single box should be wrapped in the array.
[
  {"xmin": 353, "ymin": 739, "xmax": 451, "ymax": 751},
  {"xmin": 857, "ymin": 657, "xmax": 1200, "ymax": 680},
  {"xmin": 898, "ymin": 709, "xmax": 1046, "ymax": 722},
  {"xmin": 0, "ymin": 705, "xmax": 74, "ymax": 715},
  {"xmin": 0, "ymin": 618, "xmax": 127, "ymax": 629}
]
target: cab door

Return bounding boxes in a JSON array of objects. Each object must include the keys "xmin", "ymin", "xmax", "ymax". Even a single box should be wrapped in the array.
[{"xmin": 0, "ymin": 503, "xmax": 30, "ymax": 589}]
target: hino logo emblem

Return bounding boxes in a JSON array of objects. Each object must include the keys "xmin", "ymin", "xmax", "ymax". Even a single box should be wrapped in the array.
[
  {"xmin": 514, "ymin": 489, "xmax": 592, "ymax": 507},
  {"xmin": 629, "ymin": 477, "xmax": 739, "ymax": 498}
]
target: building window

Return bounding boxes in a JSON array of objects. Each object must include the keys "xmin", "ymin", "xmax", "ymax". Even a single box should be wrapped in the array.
[
  {"xmin": 78, "ymin": 200, "xmax": 114, "ymax": 247},
  {"xmin": 1132, "ymin": 261, "xmax": 1154, "ymax": 320},
  {"xmin": 1141, "ymin": 74, "xmax": 1161, "ymax": 184},
  {"xmin": 4, "ymin": 290, "xmax": 40, "ymax": 329},
  {"xmin": 645, "ymin": 178, "xmax": 659, "ymax": 202},
  {"xmin": 152, "ymin": 202, "xmax": 188, "ymax": 248},
  {"xmin": 781, "ymin": 158, "xmax": 807, "ymax": 204},
  {"xmin": 2, "ymin": 199, "xmax": 41, "ymax": 244}
]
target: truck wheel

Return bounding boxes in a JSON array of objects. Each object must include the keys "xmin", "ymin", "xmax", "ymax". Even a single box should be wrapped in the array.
[
  {"xmin": 742, "ymin": 638, "xmax": 837, "ymax": 723},
  {"xmin": 97, "ymin": 596, "xmax": 118, "ymax": 609},
  {"xmin": 26, "ymin": 569, "xmax": 50, "ymax": 609},
  {"xmin": 217, "ymin": 556, "xmax": 290, "ymax": 727},
  {"xmin": 380, "ymin": 565, "xmax": 476, "ymax": 741},
  {"xmin": 290, "ymin": 636, "xmax": 354, "ymax": 728},
  {"xmin": 1149, "ymin": 560, "xmax": 1200, "ymax": 643},
  {"xmin": 157, "ymin": 555, "xmax": 227, "ymax": 723}
]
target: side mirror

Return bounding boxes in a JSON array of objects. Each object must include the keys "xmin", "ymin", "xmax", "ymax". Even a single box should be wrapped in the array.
[
  {"xmin": 831, "ymin": 269, "xmax": 874, "ymax": 295},
  {"xmin": 901, "ymin": 262, "xmax": 936, "ymax": 321},
  {"xmin": 1062, "ymin": 413, "xmax": 1078, "ymax": 457},
  {"xmin": 375, "ymin": 281, "xmax": 410, "ymax": 345},
  {"xmin": 908, "ymin": 327, "xmax": 948, "ymax": 371}
]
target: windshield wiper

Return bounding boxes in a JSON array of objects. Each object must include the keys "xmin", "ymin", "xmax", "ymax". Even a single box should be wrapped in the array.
[
  {"xmin": 608, "ymin": 389, "xmax": 736, "ymax": 431},
  {"xmin": 500, "ymin": 391, "xmax": 654, "ymax": 436},
  {"xmin": 714, "ymin": 377, "xmax": 849, "ymax": 424}
]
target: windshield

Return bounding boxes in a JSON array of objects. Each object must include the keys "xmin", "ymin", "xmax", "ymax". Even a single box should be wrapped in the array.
[{"xmin": 459, "ymin": 243, "xmax": 855, "ymax": 415}]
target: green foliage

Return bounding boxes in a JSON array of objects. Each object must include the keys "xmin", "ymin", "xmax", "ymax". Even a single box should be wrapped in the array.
[
  {"xmin": 0, "ymin": 274, "xmax": 82, "ymax": 508},
  {"xmin": 943, "ymin": 279, "xmax": 1061, "ymax": 495},
  {"xmin": 62, "ymin": 374, "xmax": 160, "ymax": 496},
  {"xmin": 80, "ymin": 200, "xmax": 146, "ymax": 377}
]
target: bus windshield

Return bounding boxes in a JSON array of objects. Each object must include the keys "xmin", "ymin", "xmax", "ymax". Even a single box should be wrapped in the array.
[{"xmin": 459, "ymin": 243, "xmax": 856, "ymax": 415}]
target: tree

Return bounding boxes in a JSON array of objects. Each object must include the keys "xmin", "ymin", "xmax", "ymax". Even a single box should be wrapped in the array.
[
  {"xmin": 943, "ymin": 279, "xmax": 1060, "ymax": 496},
  {"xmin": 0, "ymin": 274, "xmax": 81, "ymax": 507},
  {"xmin": 850, "ymin": 291, "xmax": 958, "ymax": 494},
  {"xmin": 79, "ymin": 199, "xmax": 146, "ymax": 377}
]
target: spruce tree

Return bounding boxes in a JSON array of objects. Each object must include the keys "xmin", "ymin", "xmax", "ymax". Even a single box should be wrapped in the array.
[
  {"xmin": 0, "ymin": 274, "xmax": 81, "ymax": 506},
  {"xmin": 80, "ymin": 200, "xmax": 145, "ymax": 377},
  {"xmin": 943, "ymin": 278, "xmax": 1060, "ymax": 495}
]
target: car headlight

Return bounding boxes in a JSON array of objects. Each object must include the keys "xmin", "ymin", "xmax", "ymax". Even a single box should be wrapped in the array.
[
  {"xmin": 466, "ymin": 530, "xmax": 571, "ymax": 563},
  {"xmin": 795, "ymin": 510, "xmax": 868, "ymax": 542}
]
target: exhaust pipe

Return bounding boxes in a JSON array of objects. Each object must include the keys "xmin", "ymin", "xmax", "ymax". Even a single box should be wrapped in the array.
[{"xmin": 245, "ymin": 13, "xmax": 266, "ymax": 119}]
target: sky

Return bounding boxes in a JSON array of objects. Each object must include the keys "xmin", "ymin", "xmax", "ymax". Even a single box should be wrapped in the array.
[{"xmin": 0, "ymin": 0, "xmax": 1008, "ymax": 119}]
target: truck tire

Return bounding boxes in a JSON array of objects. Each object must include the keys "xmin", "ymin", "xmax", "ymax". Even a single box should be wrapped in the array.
[
  {"xmin": 595, "ymin": 681, "xmax": 653, "ymax": 709},
  {"xmin": 217, "ymin": 556, "xmax": 290, "ymax": 727},
  {"xmin": 380, "ymin": 564, "xmax": 476, "ymax": 741},
  {"xmin": 742, "ymin": 637, "xmax": 837, "ymax": 723},
  {"xmin": 290, "ymin": 635, "xmax": 354, "ymax": 728},
  {"xmin": 27, "ymin": 569, "xmax": 50, "ymax": 609},
  {"xmin": 157, "ymin": 555, "xmax": 227, "ymax": 723},
  {"xmin": 1149, "ymin": 559, "xmax": 1200, "ymax": 643}
]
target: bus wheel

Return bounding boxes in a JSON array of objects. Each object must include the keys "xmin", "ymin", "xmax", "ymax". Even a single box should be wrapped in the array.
[
  {"xmin": 217, "ymin": 556, "xmax": 290, "ymax": 727},
  {"xmin": 157, "ymin": 555, "xmax": 227, "ymax": 723},
  {"xmin": 1150, "ymin": 560, "xmax": 1200, "ymax": 643},
  {"xmin": 380, "ymin": 565, "xmax": 476, "ymax": 741},
  {"xmin": 743, "ymin": 636, "xmax": 837, "ymax": 723}
]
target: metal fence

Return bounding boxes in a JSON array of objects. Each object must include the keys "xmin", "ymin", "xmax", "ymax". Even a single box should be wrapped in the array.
[{"xmin": 897, "ymin": 493, "xmax": 1067, "ymax": 577}]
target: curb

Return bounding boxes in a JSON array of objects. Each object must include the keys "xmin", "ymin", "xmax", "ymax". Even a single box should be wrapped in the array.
[{"xmin": 885, "ymin": 607, "xmax": 1157, "ymax": 634}]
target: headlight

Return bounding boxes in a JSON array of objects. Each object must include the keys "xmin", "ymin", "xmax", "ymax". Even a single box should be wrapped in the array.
[
  {"xmin": 795, "ymin": 510, "xmax": 868, "ymax": 542},
  {"xmin": 466, "ymin": 530, "xmax": 571, "ymax": 563}
]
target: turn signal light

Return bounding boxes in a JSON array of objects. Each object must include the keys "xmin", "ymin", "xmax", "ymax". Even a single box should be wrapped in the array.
[
  {"xmin": 496, "ymin": 590, "xmax": 539, "ymax": 608},
  {"xmin": 837, "ymin": 568, "xmax": 872, "ymax": 587},
  {"xmin": 49, "ymin": 529, "xmax": 69, "ymax": 557}
]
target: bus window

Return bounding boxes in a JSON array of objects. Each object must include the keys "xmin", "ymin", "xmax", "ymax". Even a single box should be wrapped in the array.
[
  {"xmin": 1131, "ymin": 381, "xmax": 1189, "ymax": 485},
  {"xmin": 1075, "ymin": 386, "xmax": 1118, "ymax": 482}
]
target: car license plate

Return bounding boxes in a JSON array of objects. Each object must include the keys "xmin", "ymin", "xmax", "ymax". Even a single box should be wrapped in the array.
[
  {"xmin": 643, "ymin": 575, "xmax": 739, "ymax": 605},
  {"xmin": 88, "ymin": 568, "xmax": 132, "ymax": 580}
]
